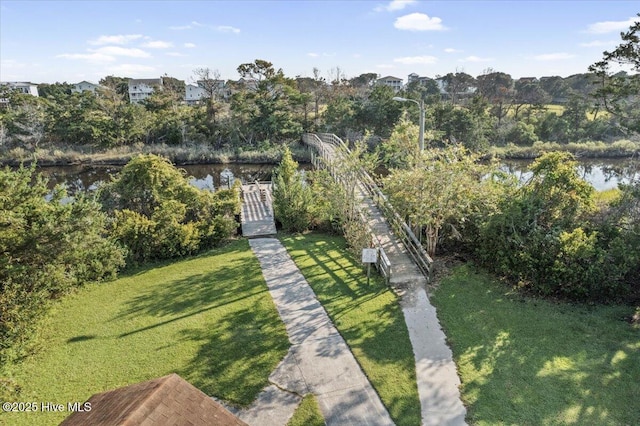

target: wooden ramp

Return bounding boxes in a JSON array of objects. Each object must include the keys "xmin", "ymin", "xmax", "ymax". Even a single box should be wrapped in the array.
[{"xmin": 241, "ymin": 182, "xmax": 277, "ymax": 238}]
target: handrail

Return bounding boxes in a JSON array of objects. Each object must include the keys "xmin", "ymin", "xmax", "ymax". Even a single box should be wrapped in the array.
[{"xmin": 302, "ymin": 132, "xmax": 433, "ymax": 280}]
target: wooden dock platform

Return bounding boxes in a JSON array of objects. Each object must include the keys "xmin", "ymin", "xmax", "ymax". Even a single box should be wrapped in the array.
[{"xmin": 241, "ymin": 182, "xmax": 277, "ymax": 238}]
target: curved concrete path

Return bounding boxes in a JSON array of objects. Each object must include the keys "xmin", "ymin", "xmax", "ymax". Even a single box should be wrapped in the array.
[{"xmin": 245, "ymin": 238, "xmax": 394, "ymax": 426}]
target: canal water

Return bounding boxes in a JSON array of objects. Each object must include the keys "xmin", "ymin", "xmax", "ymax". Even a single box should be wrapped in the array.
[
  {"xmin": 501, "ymin": 158, "xmax": 639, "ymax": 191},
  {"xmin": 34, "ymin": 158, "xmax": 639, "ymax": 196},
  {"xmin": 37, "ymin": 163, "xmax": 306, "ymax": 194}
]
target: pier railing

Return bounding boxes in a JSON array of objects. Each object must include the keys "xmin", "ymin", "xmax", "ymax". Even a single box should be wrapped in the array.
[{"xmin": 303, "ymin": 133, "xmax": 432, "ymax": 281}]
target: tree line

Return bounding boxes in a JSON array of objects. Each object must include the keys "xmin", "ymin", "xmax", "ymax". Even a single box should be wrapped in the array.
[{"xmin": 1, "ymin": 46, "xmax": 638, "ymax": 155}]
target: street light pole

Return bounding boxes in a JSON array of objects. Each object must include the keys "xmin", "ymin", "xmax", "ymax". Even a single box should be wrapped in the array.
[{"xmin": 393, "ymin": 96, "xmax": 425, "ymax": 151}]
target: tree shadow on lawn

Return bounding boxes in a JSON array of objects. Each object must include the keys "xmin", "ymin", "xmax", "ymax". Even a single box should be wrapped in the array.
[
  {"xmin": 283, "ymin": 233, "xmax": 422, "ymax": 425},
  {"xmin": 177, "ymin": 307, "xmax": 289, "ymax": 407},
  {"xmin": 285, "ymin": 235, "xmax": 366, "ymax": 296},
  {"xmin": 436, "ymin": 266, "xmax": 640, "ymax": 425},
  {"xmin": 114, "ymin": 256, "xmax": 264, "ymax": 323}
]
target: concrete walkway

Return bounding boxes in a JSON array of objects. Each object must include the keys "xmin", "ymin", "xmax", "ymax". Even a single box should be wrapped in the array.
[
  {"xmin": 355, "ymin": 182, "xmax": 467, "ymax": 425},
  {"xmin": 305, "ymin": 133, "xmax": 467, "ymax": 425},
  {"xmin": 244, "ymin": 238, "xmax": 394, "ymax": 426}
]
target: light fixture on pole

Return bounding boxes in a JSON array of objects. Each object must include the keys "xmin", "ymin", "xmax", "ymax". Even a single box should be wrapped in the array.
[{"xmin": 392, "ymin": 96, "xmax": 425, "ymax": 151}]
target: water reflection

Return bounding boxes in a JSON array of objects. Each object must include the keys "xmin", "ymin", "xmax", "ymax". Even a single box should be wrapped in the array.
[
  {"xmin": 32, "ymin": 158, "xmax": 640, "ymax": 197},
  {"xmin": 36, "ymin": 163, "xmax": 313, "ymax": 196},
  {"xmin": 502, "ymin": 158, "xmax": 640, "ymax": 191}
]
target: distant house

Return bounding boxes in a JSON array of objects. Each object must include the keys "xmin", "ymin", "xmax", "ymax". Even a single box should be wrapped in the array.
[
  {"xmin": 60, "ymin": 374, "xmax": 247, "ymax": 426},
  {"xmin": 407, "ymin": 73, "xmax": 433, "ymax": 86},
  {"xmin": 128, "ymin": 77, "xmax": 163, "ymax": 104},
  {"xmin": 237, "ymin": 77, "xmax": 258, "ymax": 91},
  {"xmin": 186, "ymin": 79, "xmax": 229, "ymax": 104},
  {"xmin": 376, "ymin": 76, "xmax": 403, "ymax": 92},
  {"xmin": 71, "ymin": 81, "xmax": 102, "ymax": 94},
  {"xmin": 197, "ymin": 79, "xmax": 229, "ymax": 98},
  {"xmin": 185, "ymin": 84, "xmax": 208, "ymax": 104},
  {"xmin": 0, "ymin": 81, "xmax": 39, "ymax": 97},
  {"xmin": 0, "ymin": 81, "xmax": 39, "ymax": 108}
]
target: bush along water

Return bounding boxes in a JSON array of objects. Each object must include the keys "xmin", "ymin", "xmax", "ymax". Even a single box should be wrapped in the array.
[
  {"xmin": 476, "ymin": 152, "xmax": 640, "ymax": 302},
  {"xmin": 98, "ymin": 154, "xmax": 240, "ymax": 264}
]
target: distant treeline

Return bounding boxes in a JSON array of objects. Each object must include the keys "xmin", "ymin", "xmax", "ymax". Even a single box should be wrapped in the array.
[{"xmin": 1, "ymin": 60, "xmax": 638, "ymax": 156}]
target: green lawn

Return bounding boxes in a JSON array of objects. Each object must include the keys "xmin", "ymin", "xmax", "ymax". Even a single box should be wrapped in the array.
[
  {"xmin": 431, "ymin": 265, "xmax": 640, "ymax": 425},
  {"xmin": 1, "ymin": 239, "xmax": 289, "ymax": 426},
  {"xmin": 287, "ymin": 394, "xmax": 325, "ymax": 426},
  {"xmin": 280, "ymin": 233, "xmax": 421, "ymax": 426}
]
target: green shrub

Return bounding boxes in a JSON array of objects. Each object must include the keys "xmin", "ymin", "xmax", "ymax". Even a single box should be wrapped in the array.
[
  {"xmin": 476, "ymin": 152, "xmax": 625, "ymax": 300},
  {"xmin": 272, "ymin": 146, "xmax": 315, "ymax": 232},
  {"xmin": 99, "ymin": 154, "xmax": 239, "ymax": 263},
  {"xmin": 0, "ymin": 165, "xmax": 125, "ymax": 364}
]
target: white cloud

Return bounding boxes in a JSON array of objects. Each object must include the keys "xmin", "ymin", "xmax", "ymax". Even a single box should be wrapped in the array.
[
  {"xmin": 579, "ymin": 40, "xmax": 617, "ymax": 48},
  {"xmin": 459, "ymin": 55, "xmax": 493, "ymax": 63},
  {"xmin": 307, "ymin": 52, "xmax": 319, "ymax": 57},
  {"xmin": 141, "ymin": 40, "xmax": 173, "ymax": 49},
  {"xmin": 394, "ymin": 55, "xmax": 438, "ymax": 64},
  {"xmin": 91, "ymin": 46, "xmax": 151, "ymax": 58},
  {"xmin": 184, "ymin": 43, "xmax": 196, "ymax": 48},
  {"xmin": 374, "ymin": 0, "xmax": 416, "ymax": 12},
  {"xmin": 444, "ymin": 48, "xmax": 462, "ymax": 53},
  {"xmin": 170, "ymin": 21, "xmax": 204, "ymax": 30},
  {"xmin": 394, "ymin": 13, "xmax": 446, "ymax": 31},
  {"xmin": 166, "ymin": 52, "xmax": 186, "ymax": 57},
  {"xmin": 88, "ymin": 34, "xmax": 143, "ymax": 45},
  {"xmin": 587, "ymin": 17, "xmax": 637, "ymax": 34},
  {"xmin": 216, "ymin": 25, "xmax": 240, "ymax": 34},
  {"xmin": 56, "ymin": 52, "xmax": 116, "ymax": 63},
  {"xmin": 533, "ymin": 52, "xmax": 575, "ymax": 61}
]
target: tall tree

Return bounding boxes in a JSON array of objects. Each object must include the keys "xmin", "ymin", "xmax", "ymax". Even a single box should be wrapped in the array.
[
  {"xmin": 513, "ymin": 78, "xmax": 550, "ymax": 121},
  {"xmin": 99, "ymin": 76, "xmax": 130, "ymax": 102},
  {"xmin": 440, "ymin": 71, "xmax": 475, "ymax": 104},
  {"xmin": 231, "ymin": 59, "xmax": 303, "ymax": 143},
  {"xmin": 476, "ymin": 69, "xmax": 514, "ymax": 124},
  {"xmin": 589, "ymin": 14, "xmax": 640, "ymax": 133}
]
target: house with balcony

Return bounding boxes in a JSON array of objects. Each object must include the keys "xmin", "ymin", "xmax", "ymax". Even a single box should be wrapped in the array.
[
  {"xmin": 0, "ymin": 81, "xmax": 39, "ymax": 108},
  {"xmin": 0, "ymin": 81, "xmax": 39, "ymax": 96},
  {"xmin": 407, "ymin": 73, "xmax": 433, "ymax": 86},
  {"xmin": 185, "ymin": 84, "xmax": 207, "ymax": 105},
  {"xmin": 128, "ymin": 77, "xmax": 163, "ymax": 104},
  {"xmin": 376, "ymin": 76, "xmax": 403, "ymax": 92}
]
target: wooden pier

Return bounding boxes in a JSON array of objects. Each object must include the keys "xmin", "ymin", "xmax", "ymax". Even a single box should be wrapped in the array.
[{"xmin": 241, "ymin": 182, "xmax": 277, "ymax": 238}]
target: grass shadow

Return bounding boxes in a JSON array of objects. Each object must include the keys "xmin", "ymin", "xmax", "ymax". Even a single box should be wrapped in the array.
[
  {"xmin": 432, "ymin": 264, "xmax": 640, "ymax": 425},
  {"xmin": 280, "ymin": 232, "xmax": 422, "ymax": 426}
]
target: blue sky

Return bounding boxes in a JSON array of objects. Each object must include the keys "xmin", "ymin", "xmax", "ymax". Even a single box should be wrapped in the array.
[{"xmin": 1, "ymin": 1, "xmax": 638, "ymax": 84}]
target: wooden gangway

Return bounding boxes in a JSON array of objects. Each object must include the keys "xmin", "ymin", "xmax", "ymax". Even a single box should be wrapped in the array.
[
  {"xmin": 241, "ymin": 181, "xmax": 277, "ymax": 238},
  {"xmin": 303, "ymin": 133, "xmax": 431, "ymax": 287}
]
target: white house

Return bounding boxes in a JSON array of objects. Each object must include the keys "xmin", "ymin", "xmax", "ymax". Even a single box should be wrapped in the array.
[
  {"xmin": 0, "ymin": 82, "xmax": 39, "ymax": 108},
  {"xmin": 128, "ymin": 77, "xmax": 163, "ymax": 104},
  {"xmin": 185, "ymin": 84, "xmax": 208, "ymax": 105},
  {"xmin": 376, "ymin": 76, "xmax": 403, "ymax": 92},
  {"xmin": 0, "ymin": 81, "xmax": 39, "ymax": 97},
  {"xmin": 71, "ymin": 81, "xmax": 102, "ymax": 94}
]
